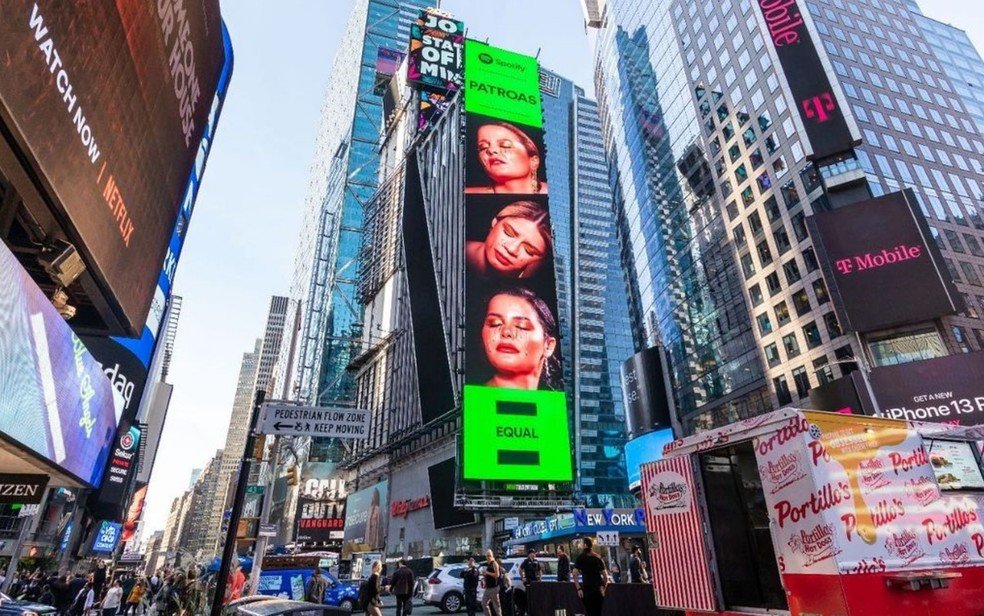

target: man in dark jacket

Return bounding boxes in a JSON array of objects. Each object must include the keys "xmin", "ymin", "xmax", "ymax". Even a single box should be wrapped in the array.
[
  {"xmin": 304, "ymin": 569, "xmax": 327, "ymax": 604},
  {"xmin": 628, "ymin": 546, "xmax": 643, "ymax": 583},
  {"xmin": 462, "ymin": 558, "xmax": 480, "ymax": 616},
  {"xmin": 389, "ymin": 559, "xmax": 415, "ymax": 616},
  {"xmin": 556, "ymin": 546, "xmax": 571, "ymax": 582}
]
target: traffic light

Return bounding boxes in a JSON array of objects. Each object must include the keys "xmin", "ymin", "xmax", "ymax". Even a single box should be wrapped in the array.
[
  {"xmin": 286, "ymin": 464, "xmax": 299, "ymax": 486},
  {"xmin": 252, "ymin": 435, "xmax": 267, "ymax": 461}
]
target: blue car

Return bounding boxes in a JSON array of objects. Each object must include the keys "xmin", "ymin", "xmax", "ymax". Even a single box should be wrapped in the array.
[
  {"xmin": 0, "ymin": 592, "xmax": 58, "ymax": 616},
  {"xmin": 256, "ymin": 569, "xmax": 361, "ymax": 612}
]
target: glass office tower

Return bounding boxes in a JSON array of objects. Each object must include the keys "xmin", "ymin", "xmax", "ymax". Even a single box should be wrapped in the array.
[{"xmin": 587, "ymin": 0, "xmax": 984, "ymax": 433}]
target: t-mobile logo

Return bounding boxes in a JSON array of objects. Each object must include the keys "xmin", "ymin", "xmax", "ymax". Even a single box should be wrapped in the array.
[
  {"xmin": 802, "ymin": 92, "xmax": 837, "ymax": 123},
  {"xmin": 835, "ymin": 244, "xmax": 923, "ymax": 275}
]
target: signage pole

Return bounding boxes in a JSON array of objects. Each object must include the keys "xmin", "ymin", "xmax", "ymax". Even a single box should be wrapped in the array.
[
  {"xmin": 210, "ymin": 389, "xmax": 265, "ymax": 616},
  {"xmin": 2, "ymin": 508, "xmax": 33, "ymax": 592},
  {"xmin": 247, "ymin": 438, "xmax": 281, "ymax": 595}
]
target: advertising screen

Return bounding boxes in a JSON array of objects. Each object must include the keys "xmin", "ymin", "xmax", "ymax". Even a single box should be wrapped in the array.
[
  {"xmin": 926, "ymin": 440, "xmax": 984, "ymax": 491},
  {"xmin": 342, "ymin": 481, "xmax": 388, "ymax": 550},
  {"xmin": 121, "ymin": 483, "xmax": 147, "ymax": 543},
  {"xmin": 869, "ymin": 351, "xmax": 984, "ymax": 426},
  {"xmin": 464, "ymin": 41, "xmax": 542, "ymax": 128},
  {"xmin": 91, "ymin": 520, "xmax": 122, "ymax": 554},
  {"xmin": 461, "ymin": 42, "xmax": 572, "ymax": 484},
  {"xmin": 620, "ymin": 346, "xmax": 672, "ymax": 438},
  {"xmin": 624, "ymin": 429, "xmax": 675, "ymax": 491},
  {"xmin": 294, "ymin": 462, "xmax": 346, "ymax": 544},
  {"xmin": 0, "ymin": 241, "xmax": 121, "ymax": 487},
  {"xmin": 807, "ymin": 190, "xmax": 963, "ymax": 332},
  {"xmin": 428, "ymin": 459, "xmax": 477, "ymax": 530},
  {"xmin": 408, "ymin": 10, "xmax": 463, "ymax": 93},
  {"xmin": 0, "ymin": 0, "xmax": 227, "ymax": 332},
  {"xmin": 95, "ymin": 421, "xmax": 141, "ymax": 510},
  {"xmin": 752, "ymin": 0, "xmax": 858, "ymax": 159}
]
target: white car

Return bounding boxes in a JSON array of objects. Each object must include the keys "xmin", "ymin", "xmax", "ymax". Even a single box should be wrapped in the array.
[{"xmin": 422, "ymin": 564, "xmax": 468, "ymax": 613}]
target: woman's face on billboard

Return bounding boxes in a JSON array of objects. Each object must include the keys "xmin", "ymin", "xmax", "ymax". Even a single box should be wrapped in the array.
[
  {"xmin": 483, "ymin": 214, "xmax": 548, "ymax": 277},
  {"xmin": 477, "ymin": 124, "xmax": 538, "ymax": 187},
  {"xmin": 481, "ymin": 293, "xmax": 555, "ymax": 388}
]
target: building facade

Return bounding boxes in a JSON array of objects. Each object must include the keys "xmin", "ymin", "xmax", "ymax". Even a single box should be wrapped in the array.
[{"xmin": 586, "ymin": 0, "xmax": 984, "ymax": 434}]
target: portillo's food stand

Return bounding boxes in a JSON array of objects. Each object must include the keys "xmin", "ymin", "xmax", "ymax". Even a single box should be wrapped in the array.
[{"xmin": 640, "ymin": 409, "xmax": 984, "ymax": 615}]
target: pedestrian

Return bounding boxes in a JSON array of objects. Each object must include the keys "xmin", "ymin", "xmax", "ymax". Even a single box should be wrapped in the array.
[
  {"xmin": 37, "ymin": 583, "xmax": 55, "ymax": 607},
  {"xmin": 517, "ymin": 550, "xmax": 541, "ymax": 616},
  {"xmin": 69, "ymin": 581, "xmax": 95, "ymax": 616},
  {"xmin": 556, "ymin": 546, "xmax": 571, "ymax": 582},
  {"xmin": 125, "ymin": 580, "xmax": 145, "ymax": 615},
  {"xmin": 224, "ymin": 566, "xmax": 245, "ymax": 604},
  {"xmin": 609, "ymin": 560, "xmax": 621, "ymax": 583},
  {"xmin": 572, "ymin": 537, "xmax": 609, "ymax": 616},
  {"xmin": 360, "ymin": 561, "xmax": 383, "ymax": 616},
  {"xmin": 304, "ymin": 568, "xmax": 327, "ymax": 604},
  {"xmin": 389, "ymin": 559, "xmax": 415, "ymax": 616},
  {"xmin": 92, "ymin": 562, "xmax": 107, "ymax": 600},
  {"xmin": 68, "ymin": 576, "xmax": 87, "ymax": 615},
  {"xmin": 639, "ymin": 558, "xmax": 650, "ymax": 584},
  {"xmin": 480, "ymin": 550, "xmax": 501, "ymax": 616},
  {"xmin": 628, "ymin": 546, "xmax": 643, "ymax": 583},
  {"xmin": 102, "ymin": 580, "xmax": 123, "ymax": 616},
  {"xmin": 120, "ymin": 576, "xmax": 134, "ymax": 609},
  {"xmin": 462, "ymin": 557, "xmax": 480, "ymax": 616},
  {"xmin": 53, "ymin": 574, "xmax": 73, "ymax": 615}
]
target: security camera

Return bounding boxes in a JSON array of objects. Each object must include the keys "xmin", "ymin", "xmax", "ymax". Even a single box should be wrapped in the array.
[
  {"xmin": 38, "ymin": 239, "xmax": 85, "ymax": 288},
  {"xmin": 51, "ymin": 287, "xmax": 77, "ymax": 320}
]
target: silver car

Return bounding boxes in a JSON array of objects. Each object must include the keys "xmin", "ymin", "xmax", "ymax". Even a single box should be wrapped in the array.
[{"xmin": 422, "ymin": 564, "xmax": 468, "ymax": 613}]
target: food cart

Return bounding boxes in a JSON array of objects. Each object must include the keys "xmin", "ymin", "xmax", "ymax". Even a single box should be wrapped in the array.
[{"xmin": 640, "ymin": 409, "xmax": 984, "ymax": 615}]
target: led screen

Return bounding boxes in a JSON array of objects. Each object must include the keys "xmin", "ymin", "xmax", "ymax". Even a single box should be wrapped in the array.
[
  {"xmin": 624, "ymin": 429, "xmax": 675, "ymax": 490},
  {"xmin": 464, "ymin": 41, "xmax": 542, "ymax": 128},
  {"xmin": 342, "ymin": 481, "xmax": 388, "ymax": 550},
  {"xmin": 91, "ymin": 520, "xmax": 122, "ymax": 554},
  {"xmin": 807, "ymin": 189, "xmax": 963, "ymax": 332},
  {"xmin": 0, "ymin": 241, "xmax": 121, "ymax": 487},
  {"xmin": 461, "ymin": 42, "xmax": 571, "ymax": 484},
  {"xmin": 0, "ymin": 1, "xmax": 228, "ymax": 332},
  {"xmin": 408, "ymin": 10, "xmax": 463, "ymax": 93},
  {"xmin": 294, "ymin": 462, "xmax": 347, "ymax": 544},
  {"xmin": 926, "ymin": 440, "xmax": 984, "ymax": 491}
]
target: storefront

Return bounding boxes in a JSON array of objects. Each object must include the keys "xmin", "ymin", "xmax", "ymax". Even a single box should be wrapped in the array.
[
  {"xmin": 504, "ymin": 508, "xmax": 648, "ymax": 577},
  {"xmin": 386, "ymin": 447, "xmax": 482, "ymax": 560}
]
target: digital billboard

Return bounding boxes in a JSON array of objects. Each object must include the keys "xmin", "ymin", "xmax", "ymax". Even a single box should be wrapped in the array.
[
  {"xmin": 464, "ymin": 41, "xmax": 543, "ymax": 128},
  {"xmin": 461, "ymin": 42, "xmax": 572, "ymax": 484},
  {"xmin": 408, "ymin": 10, "xmax": 463, "ymax": 93},
  {"xmin": 620, "ymin": 346, "xmax": 673, "ymax": 438},
  {"xmin": 752, "ymin": 0, "xmax": 858, "ymax": 159},
  {"xmin": 0, "ymin": 241, "xmax": 121, "ymax": 487},
  {"xmin": 342, "ymin": 481, "xmax": 388, "ymax": 550},
  {"xmin": 0, "ymin": 0, "xmax": 228, "ymax": 333},
  {"xmin": 624, "ymin": 429, "xmax": 675, "ymax": 491},
  {"xmin": 807, "ymin": 190, "xmax": 963, "ymax": 332},
  {"xmin": 94, "ymin": 421, "xmax": 141, "ymax": 510},
  {"xmin": 869, "ymin": 351, "xmax": 984, "ymax": 426},
  {"xmin": 121, "ymin": 483, "xmax": 148, "ymax": 543},
  {"xmin": 90, "ymin": 520, "xmax": 122, "ymax": 554},
  {"xmin": 294, "ymin": 462, "xmax": 346, "ymax": 544}
]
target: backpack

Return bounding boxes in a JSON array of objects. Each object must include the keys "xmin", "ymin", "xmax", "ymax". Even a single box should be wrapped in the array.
[{"xmin": 358, "ymin": 579, "xmax": 372, "ymax": 610}]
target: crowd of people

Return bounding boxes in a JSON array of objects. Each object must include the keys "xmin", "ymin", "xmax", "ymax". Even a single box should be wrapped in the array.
[{"xmin": 3, "ymin": 560, "xmax": 209, "ymax": 616}]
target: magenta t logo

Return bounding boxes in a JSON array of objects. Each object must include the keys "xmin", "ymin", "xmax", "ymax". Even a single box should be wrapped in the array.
[{"xmin": 802, "ymin": 92, "xmax": 836, "ymax": 123}]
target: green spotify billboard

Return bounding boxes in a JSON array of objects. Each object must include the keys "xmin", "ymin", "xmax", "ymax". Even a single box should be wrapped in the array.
[{"xmin": 461, "ymin": 40, "xmax": 572, "ymax": 484}]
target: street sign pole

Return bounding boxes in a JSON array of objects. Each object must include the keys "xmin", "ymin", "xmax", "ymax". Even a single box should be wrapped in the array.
[
  {"xmin": 247, "ymin": 437, "xmax": 283, "ymax": 596},
  {"xmin": 211, "ymin": 389, "xmax": 265, "ymax": 616}
]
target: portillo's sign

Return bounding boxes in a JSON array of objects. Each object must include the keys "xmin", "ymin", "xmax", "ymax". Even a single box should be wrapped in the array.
[
  {"xmin": 807, "ymin": 189, "xmax": 963, "ymax": 332},
  {"xmin": 390, "ymin": 495, "xmax": 430, "ymax": 518}
]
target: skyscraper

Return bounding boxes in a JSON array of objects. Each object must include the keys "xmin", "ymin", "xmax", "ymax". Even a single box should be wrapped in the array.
[
  {"xmin": 586, "ymin": 0, "xmax": 984, "ymax": 434},
  {"xmin": 204, "ymin": 296, "xmax": 289, "ymax": 557},
  {"xmin": 280, "ymin": 0, "xmax": 431, "ymax": 411}
]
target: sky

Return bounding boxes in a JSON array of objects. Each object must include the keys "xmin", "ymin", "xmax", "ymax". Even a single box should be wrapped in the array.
[{"xmin": 142, "ymin": 0, "xmax": 984, "ymax": 534}]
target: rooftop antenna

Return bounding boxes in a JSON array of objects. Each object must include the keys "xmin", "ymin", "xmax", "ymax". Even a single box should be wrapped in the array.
[{"xmin": 536, "ymin": 47, "xmax": 542, "ymax": 59}]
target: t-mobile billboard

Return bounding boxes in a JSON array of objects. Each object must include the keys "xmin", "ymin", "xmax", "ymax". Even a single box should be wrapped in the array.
[
  {"xmin": 0, "ymin": 0, "xmax": 228, "ymax": 333},
  {"xmin": 0, "ymin": 241, "xmax": 121, "ymax": 487},
  {"xmin": 461, "ymin": 41, "xmax": 572, "ymax": 484},
  {"xmin": 807, "ymin": 189, "xmax": 963, "ymax": 332},
  {"xmin": 752, "ymin": 0, "xmax": 859, "ymax": 159}
]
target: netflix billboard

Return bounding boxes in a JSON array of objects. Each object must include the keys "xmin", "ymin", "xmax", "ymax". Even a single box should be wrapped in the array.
[
  {"xmin": 753, "ymin": 0, "xmax": 859, "ymax": 159},
  {"xmin": 807, "ymin": 190, "xmax": 963, "ymax": 333},
  {"xmin": 0, "ymin": 0, "xmax": 228, "ymax": 333}
]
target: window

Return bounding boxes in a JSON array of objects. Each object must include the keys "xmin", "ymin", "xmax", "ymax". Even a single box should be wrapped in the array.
[
  {"xmin": 952, "ymin": 326, "xmax": 972, "ymax": 353},
  {"xmin": 765, "ymin": 134, "xmax": 779, "ymax": 154},
  {"xmin": 749, "ymin": 212, "xmax": 763, "ymax": 235},
  {"xmin": 783, "ymin": 259, "xmax": 802, "ymax": 284},
  {"xmin": 813, "ymin": 278, "xmax": 830, "ymax": 304},
  {"xmin": 814, "ymin": 356, "xmax": 834, "ymax": 384},
  {"xmin": 764, "ymin": 196, "xmax": 781, "ymax": 222},
  {"xmin": 792, "ymin": 366, "xmax": 810, "ymax": 398},
  {"xmin": 757, "ymin": 172, "xmax": 772, "ymax": 192},
  {"xmin": 774, "ymin": 300, "xmax": 791, "ymax": 325},
  {"xmin": 773, "ymin": 227, "xmax": 791, "ymax": 254},
  {"xmin": 735, "ymin": 164, "xmax": 749, "ymax": 182},
  {"xmin": 749, "ymin": 283, "xmax": 764, "ymax": 306},
  {"xmin": 733, "ymin": 224, "xmax": 747, "ymax": 246},
  {"xmin": 726, "ymin": 200, "xmax": 739, "ymax": 220},
  {"xmin": 803, "ymin": 321, "xmax": 823, "ymax": 349},
  {"xmin": 757, "ymin": 312, "xmax": 773, "ymax": 335},
  {"xmin": 766, "ymin": 272, "xmax": 782, "ymax": 296},
  {"xmin": 758, "ymin": 240, "xmax": 773, "ymax": 265},
  {"xmin": 791, "ymin": 213, "xmax": 808, "ymax": 241},
  {"xmin": 800, "ymin": 165, "xmax": 822, "ymax": 192},
  {"xmin": 729, "ymin": 144, "xmax": 742, "ymax": 162},
  {"xmin": 750, "ymin": 149, "xmax": 764, "ymax": 169},
  {"xmin": 781, "ymin": 180, "xmax": 801, "ymax": 208},
  {"xmin": 741, "ymin": 186, "xmax": 755, "ymax": 205},
  {"xmin": 765, "ymin": 343, "xmax": 781, "ymax": 367},
  {"xmin": 741, "ymin": 253, "xmax": 756, "ymax": 279},
  {"xmin": 792, "ymin": 289, "xmax": 811, "ymax": 316},
  {"xmin": 824, "ymin": 312, "xmax": 843, "ymax": 339},
  {"xmin": 774, "ymin": 375, "xmax": 793, "ymax": 405},
  {"xmin": 802, "ymin": 247, "xmax": 819, "ymax": 272},
  {"xmin": 783, "ymin": 333, "xmax": 801, "ymax": 358}
]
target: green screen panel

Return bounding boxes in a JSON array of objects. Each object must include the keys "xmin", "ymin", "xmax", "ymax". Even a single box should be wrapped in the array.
[
  {"xmin": 462, "ymin": 384, "xmax": 572, "ymax": 482},
  {"xmin": 464, "ymin": 40, "xmax": 542, "ymax": 128}
]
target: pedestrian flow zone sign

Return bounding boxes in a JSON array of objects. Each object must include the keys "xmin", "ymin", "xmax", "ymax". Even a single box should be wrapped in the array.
[{"xmin": 259, "ymin": 404, "xmax": 370, "ymax": 439}]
